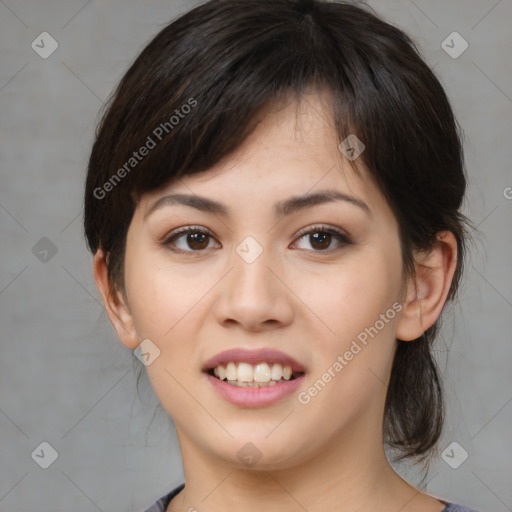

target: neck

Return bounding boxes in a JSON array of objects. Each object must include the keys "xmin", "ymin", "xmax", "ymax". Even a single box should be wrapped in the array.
[{"xmin": 169, "ymin": 421, "xmax": 436, "ymax": 512}]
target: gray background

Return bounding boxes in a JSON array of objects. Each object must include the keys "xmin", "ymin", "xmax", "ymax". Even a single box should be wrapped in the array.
[{"xmin": 1, "ymin": 0, "xmax": 511, "ymax": 511}]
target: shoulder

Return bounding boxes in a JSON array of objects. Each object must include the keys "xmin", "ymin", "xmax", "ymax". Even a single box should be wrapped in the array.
[
  {"xmin": 141, "ymin": 489, "xmax": 482, "ymax": 512},
  {"xmin": 141, "ymin": 483, "xmax": 185, "ymax": 512},
  {"xmin": 442, "ymin": 503, "xmax": 481, "ymax": 512}
]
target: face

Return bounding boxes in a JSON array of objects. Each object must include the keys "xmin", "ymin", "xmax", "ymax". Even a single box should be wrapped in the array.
[{"xmin": 118, "ymin": 93, "xmax": 407, "ymax": 471}]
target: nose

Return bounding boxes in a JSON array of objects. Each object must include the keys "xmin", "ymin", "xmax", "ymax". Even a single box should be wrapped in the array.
[{"xmin": 213, "ymin": 246, "xmax": 294, "ymax": 332}]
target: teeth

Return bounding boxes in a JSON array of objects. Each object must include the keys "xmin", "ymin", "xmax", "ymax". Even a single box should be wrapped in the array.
[
  {"xmin": 211, "ymin": 362, "xmax": 297, "ymax": 384},
  {"xmin": 228, "ymin": 380, "xmax": 280, "ymax": 387},
  {"xmin": 215, "ymin": 365, "xmax": 225, "ymax": 380},
  {"xmin": 270, "ymin": 364, "xmax": 283, "ymax": 381},
  {"xmin": 237, "ymin": 362, "xmax": 253, "ymax": 382},
  {"xmin": 282, "ymin": 365, "xmax": 292, "ymax": 380},
  {"xmin": 254, "ymin": 363, "xmax": 271, "ymax": 382},
  {"xmin": 225, "ymin": 362, "xmax": 237, "ymax": 380}
]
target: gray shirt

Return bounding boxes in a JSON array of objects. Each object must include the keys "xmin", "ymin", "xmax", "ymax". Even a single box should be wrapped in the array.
[{"xmin": 142, "ymin": 483, "xmax": 481, "ymax": 512}]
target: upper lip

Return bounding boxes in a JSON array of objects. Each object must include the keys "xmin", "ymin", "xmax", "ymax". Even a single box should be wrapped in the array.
[{"xmin": 202, "ymin": 348, "xmax": 306, "ymax": 374}]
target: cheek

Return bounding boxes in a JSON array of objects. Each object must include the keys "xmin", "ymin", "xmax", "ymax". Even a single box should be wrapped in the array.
[
  {"xmin": 292, "ymin": 243, "xmax": 403, "ymax": 407},
  {"xmin": 296, "ymin": 250, "xmax": 402, "ymax": 346},
  {"xmin": 122, "ymin": 247, "xmax": 218, "ymax": 400},
  {"xmin": 123, "ymin": 252, "xmax": 209, "ymax": 420},
  {"xmin": 124, "ymin": 249, "xmax": 208, "ymax": 340}
]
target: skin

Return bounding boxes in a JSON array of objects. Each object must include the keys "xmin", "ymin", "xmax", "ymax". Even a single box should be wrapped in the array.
[{"xmin": 94, "ymin": 92, "xmax": 457, "ymax": 512}]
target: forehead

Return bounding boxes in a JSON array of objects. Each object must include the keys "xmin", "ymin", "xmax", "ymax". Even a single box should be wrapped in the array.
[{"xmin": 138, "ymin": 91, "xmax": 387, "ymax": 220}]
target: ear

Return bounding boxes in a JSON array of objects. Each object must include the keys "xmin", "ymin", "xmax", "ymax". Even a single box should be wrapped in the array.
[
  {"xmin": 396, "ymin": 231, "xmax": 458, "ymax": 341},
  {"xmin": 93, "ymin": 249, "xmax": 140, "ymax": 349}
]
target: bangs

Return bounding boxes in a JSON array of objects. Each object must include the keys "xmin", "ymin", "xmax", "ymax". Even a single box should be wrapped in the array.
[{"xmin": 98, "ymin": 4, "xmax": 361, "ymax": 200}]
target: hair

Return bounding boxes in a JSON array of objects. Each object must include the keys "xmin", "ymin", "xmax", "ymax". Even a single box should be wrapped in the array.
[{"xmin": 84, "ymin": 0, "xmax": 469, "ymax": 464}]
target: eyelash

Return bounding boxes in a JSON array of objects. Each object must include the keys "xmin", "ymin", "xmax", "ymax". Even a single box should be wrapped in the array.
[{"xmin": 161, "ymin": 224, "xmax": 352, "ymax": 254}]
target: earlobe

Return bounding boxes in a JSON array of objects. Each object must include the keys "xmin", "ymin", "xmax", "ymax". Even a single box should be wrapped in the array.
[
  {"xmin": 396, "ymin": 231, "xmax": 458, "ymax": 342},
  {"xmin": 93, "ymin": 249, "xmax": 140, "ymax": 349}
]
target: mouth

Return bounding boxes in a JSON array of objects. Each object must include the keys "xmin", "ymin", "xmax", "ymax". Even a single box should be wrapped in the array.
[
  {"xmin": 204, "ymin": 362, "xmax": 306, "ymax": 408},
  {"xmin": 202, "ymin": 347, "xmax": 307, "ymax": 395},
  {"xmin": 206, "ymin": 362, "xmax": 305, "ymax": 387}
]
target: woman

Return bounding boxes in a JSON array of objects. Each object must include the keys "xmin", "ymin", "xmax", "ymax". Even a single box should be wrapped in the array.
[{"xmin": 84, "ymin": 1, "xmax": 479, "ymax": 510}]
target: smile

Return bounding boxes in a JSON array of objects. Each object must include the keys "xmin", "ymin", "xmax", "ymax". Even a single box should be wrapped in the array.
[
  {"xmin": 208, "ymin": 361, "xmax": 303, "ymax": 387},
  {"xmin": 202, "ymin": 347, "xmax": 307, "ymax": 407}
]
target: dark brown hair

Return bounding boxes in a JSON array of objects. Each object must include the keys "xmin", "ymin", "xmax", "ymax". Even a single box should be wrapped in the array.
[{"xmin": 84, "ymin": 0, "xmax": 469, "ymax": 463}]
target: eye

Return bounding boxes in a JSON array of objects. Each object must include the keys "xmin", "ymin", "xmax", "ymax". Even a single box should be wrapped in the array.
[
  {"xmin": 162, "ymin": 224, "xmax": 352, "ymax": 254},
  {"xmin": 162, "ymin": 226, "xmax": 220, "ymax": 252},
  {"xmin": 292, "ymin": 225, "xmax": 352, "ymax": 252}
]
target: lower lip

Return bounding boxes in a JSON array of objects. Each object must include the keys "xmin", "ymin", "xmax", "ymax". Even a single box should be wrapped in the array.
[{"xmin": 204, "ymin": 373, "xmax": 305, "ymax": 407}]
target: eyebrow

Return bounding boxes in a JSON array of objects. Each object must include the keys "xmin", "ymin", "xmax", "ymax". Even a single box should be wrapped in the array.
[{"xmin": 145, "ymin": 189, "xmax": 371, "ymax": 220}]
